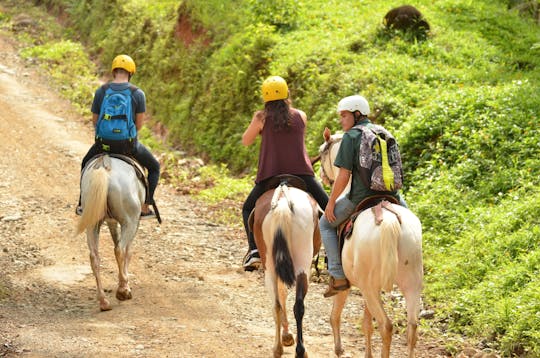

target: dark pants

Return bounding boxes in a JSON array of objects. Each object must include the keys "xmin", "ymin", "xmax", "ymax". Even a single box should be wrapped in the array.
[
  {"xmin": 80, "ymin": 141, "xmax": 160, "ymax": 205},
  {"xmin": 242, "ymin": 175, "xmax": 328, "ymax": 251}
]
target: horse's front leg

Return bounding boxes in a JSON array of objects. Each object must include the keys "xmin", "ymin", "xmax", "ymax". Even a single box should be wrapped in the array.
[
  {"xmin": 330, "ymin": 289, "xmax": 349, "ymax": 356},
  {"xmin": 293, "ymin": 272, "xmax": 308, "ymax": 358},
  {"xmin": 87, "ymin": 226, "xmax": 111, "ymax": 311}
]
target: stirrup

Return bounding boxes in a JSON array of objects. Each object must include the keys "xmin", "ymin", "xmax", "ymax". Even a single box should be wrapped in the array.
[{"xmin": 323, "ymin": 277, "xmax": 350, "ymax": 298}]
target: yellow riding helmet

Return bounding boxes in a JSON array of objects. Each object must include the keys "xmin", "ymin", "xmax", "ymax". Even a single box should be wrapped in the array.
[
  {"xmin": 261, "ymin": 76, "xmax": 288, "ymax": 102},
  {"xmin": 111, "ymin": 54, "xmax": 136, "ymax": 74}
]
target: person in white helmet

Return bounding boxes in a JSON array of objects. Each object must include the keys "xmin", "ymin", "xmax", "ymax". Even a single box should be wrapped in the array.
[{"xmin": 320, "ymin": 95, "xmax": 404, "ymax": 297}]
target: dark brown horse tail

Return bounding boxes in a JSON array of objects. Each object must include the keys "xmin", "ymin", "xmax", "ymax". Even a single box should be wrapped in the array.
[{"xmin": 273, "ymin": 228, "xmax": 295, "ymax": 287}]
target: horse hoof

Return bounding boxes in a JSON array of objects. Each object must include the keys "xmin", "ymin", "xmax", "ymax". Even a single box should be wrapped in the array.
[
  {"xmin": 334, "ymin": 347, "xmax": 345, "ymax": 357},
  {"xmin": 100, "ymin": 300, "xmax": 112, "ymax": 311},
  {"xmin": 116, "ymin": 289, "xmax": 132, "ymax": 301},
  {"xmin": 282, "ymin": 332, "xmax": 294, "ymax": 347}
]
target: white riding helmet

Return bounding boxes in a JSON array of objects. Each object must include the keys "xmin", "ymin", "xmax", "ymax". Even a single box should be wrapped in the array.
[{"xmin": 337, "ymin": 95, "xmax": 370, "ymax": 115}]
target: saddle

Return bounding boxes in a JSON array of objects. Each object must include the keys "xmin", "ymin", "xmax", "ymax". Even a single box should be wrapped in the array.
[
  {"xmin": 247, "ymin": 174, "xmax": 321, "ymax": 270},
  {"xmin": 337, "ymin": 195, "xmax": 401, "ymax": 253},
  {"xmin": 85, "ymin": 153, "xmax": 149, "ymax": 199},
  {"xmin": 247, "ymin": 174, "xmax": 308, "ymax": 233},
  {"xmin": 263, "ymin": 174, "xmax": 307, "ymax": 192},
  {"xmin": 83, "ymin": 153, "xmax": 161, "ymax": 223}
]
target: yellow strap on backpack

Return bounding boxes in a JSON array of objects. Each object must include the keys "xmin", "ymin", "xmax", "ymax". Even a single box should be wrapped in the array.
[{"xmin": 377, "ymin": 135, "xmax": 395, "ymax": 191}]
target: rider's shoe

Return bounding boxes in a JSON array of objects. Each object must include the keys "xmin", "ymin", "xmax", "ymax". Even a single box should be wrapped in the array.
[
  {"xmin": 242, "ymin": 249, "xmax": 261, "ymax": 271},
  {"xmin": 323, "ymin": 276, "xmax": 350, "ymax": 298},
  {"xmin": 140, "ymin": 210, "xmax": 156, "ymax": 220},
  {"xmin": 75, "ymin": 206, "xmax": 83, "ymax": 216}
]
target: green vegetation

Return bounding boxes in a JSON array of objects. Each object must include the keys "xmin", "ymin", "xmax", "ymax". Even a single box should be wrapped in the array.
[{"xmin": 1, "ymin": 0, "xmax": 539, "ymax": 355}]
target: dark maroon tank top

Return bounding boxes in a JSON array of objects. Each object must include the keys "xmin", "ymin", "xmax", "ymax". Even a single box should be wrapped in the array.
[{"xmin": 256, "ymin": 109, "xmax": 315, "ymax": 183}]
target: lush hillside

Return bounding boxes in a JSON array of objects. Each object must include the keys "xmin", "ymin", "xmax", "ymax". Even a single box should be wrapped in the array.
[{"xmin": 1, "ymin": 0, "xmax": 539, "ymax": 355}]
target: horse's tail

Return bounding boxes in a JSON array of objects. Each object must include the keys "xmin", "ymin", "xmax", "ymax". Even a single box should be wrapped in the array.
[
  {"xmin": 76, "ymin": 167, "xmax": 109, "ymax": 235},
  {"xmin": 380, "ymin": 212, "xmax": 401, "ymax": 292},
  {"xmin": 271, "ymin": 197, "xmax": 296, "ymax": 288}
]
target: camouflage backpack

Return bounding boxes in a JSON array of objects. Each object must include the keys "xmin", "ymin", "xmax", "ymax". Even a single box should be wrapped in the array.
[{"xmin": 352, "ymin": 123, "xmax": 403, "ymax": 192}]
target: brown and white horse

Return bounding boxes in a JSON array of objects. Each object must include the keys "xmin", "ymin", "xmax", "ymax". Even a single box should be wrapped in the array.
[
  {"xmin": 251, "ymin": 178, "xmax": 321, "ymax": 357},
  {"xmin": 319, "ymin": 129, "xmax": 423, "ymax": 358},
  {"xmin": 75, "ymin": 154, "xmax": 145, "ymax": 311}
]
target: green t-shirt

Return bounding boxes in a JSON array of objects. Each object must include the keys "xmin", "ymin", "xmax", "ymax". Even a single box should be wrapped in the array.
[{"xmin": 334, "ymin": 120, "xmax": 399, "ymax": 205}]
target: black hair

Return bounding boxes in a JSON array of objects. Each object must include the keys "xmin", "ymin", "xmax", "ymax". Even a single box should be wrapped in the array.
[
  {"xmin": 353, "ymin": 111, "xmax": 368, "ymax": 125},
  {"xmin": 264, "ymin": 99, "xmax": 291, "ymax": 131}
]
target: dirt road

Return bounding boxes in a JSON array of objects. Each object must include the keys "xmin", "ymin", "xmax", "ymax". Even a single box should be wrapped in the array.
[{"xmin": 0, "ymin": 33, "xmax": 451, "ymax": 357}]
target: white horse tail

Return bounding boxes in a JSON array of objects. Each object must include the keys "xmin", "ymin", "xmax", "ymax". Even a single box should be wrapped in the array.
[
  {"xmin": 379, "ymin": 213, "xmax": 401, "ymax": 292},
  {"xmin": 76, "ymin": 167, "xmax": 109, "ymax": 235},
  {"xmin": 270, "ymin": 187, "xmax": 295, "ymax": 287}
]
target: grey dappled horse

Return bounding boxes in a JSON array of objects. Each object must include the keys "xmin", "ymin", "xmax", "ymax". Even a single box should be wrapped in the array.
[
  {"xmin": 319, "ymin": 129, "xmax": 423, "ymax": 358},
  {"xmin": 75, "ymin": 154, "xmax": 144, "ymax": 311}
]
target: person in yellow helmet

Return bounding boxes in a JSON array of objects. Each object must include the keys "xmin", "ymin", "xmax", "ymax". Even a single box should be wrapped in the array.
[
  {"xmin": 76, "ymin": 54, "xmax": 160, "ymax": 220},
  {"xmin": 241, "ymin": 76, "xmax": 328, "ymax": 271}
]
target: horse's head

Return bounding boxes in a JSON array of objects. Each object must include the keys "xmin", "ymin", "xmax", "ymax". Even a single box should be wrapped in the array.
[{"xmin": 318, "ymin": 128, "xmax": 343, "ymax": 186}]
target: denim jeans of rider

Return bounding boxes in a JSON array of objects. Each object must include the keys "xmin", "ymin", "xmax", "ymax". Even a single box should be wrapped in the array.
[{"xmin": 319, "ymin": 196, "xmax": 356, "ymax": 279}]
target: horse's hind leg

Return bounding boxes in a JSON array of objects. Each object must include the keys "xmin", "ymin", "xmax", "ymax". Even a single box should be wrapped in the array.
[
  {"xmin": 363, "ymin": 290, "xmax": 393, "ymax": 358},
  {"xmin": 293, "ymin": 272, "xmax": 308, "ymax": 358},
  {"xmin": 362, "ymin": 306, "xmax": 374, "ymax": 358},
  {"xmin": 278, "ymin": 282, "xmax": 294, "ymax": 347},
  {"xmin": 400, "ymin": 281, "xmax": 421, "ymax": 357},
  {"xmin": 87, "ymin": 226, "xmax": 111, "ymax": 311},
  {"xmin": 113, "ymin": 221, "xmax": 137, "ymax": 301},
  {"xmin": 273, "ymin": 299, "xmax": 284, "ymax": 357}
]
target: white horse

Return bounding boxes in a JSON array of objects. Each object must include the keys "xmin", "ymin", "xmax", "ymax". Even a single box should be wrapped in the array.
[
  {"xmin": 319, "ymin": 129, "xmax": 423, "ymax": 358},
  {"xmin": 75, "ymin": 154, "xmax": 145, "ymax": 311},
  {"xmin": 251, "ymin": 179, "xmax": 321, "ymax": 358}
]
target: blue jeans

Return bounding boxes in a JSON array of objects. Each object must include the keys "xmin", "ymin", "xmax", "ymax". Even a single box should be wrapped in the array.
[{"xmin": 319, "ymin": 196, "xmax": 356, "ymax": 279}]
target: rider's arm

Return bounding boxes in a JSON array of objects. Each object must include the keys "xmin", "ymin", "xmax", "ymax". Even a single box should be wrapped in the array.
[
  {"xmin": 242, "ymin": 111, "xmax": 264, "ymax": 146},
  {"xmin": 324, "ymin": 167, "xmax": 351, "ymax": 222},
  {"xmin": 135, "ymin": 112, "xmax": 145, "ymax": 131},
  {"xmin": 329, "ymin": 168, "xmax": 351, "ymax": 204},
  {"xmin": 92, "ymin": 113, "xmax": 98, "ymax": 126}
]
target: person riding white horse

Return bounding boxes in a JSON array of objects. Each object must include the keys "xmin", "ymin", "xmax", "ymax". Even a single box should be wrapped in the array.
[
  {"xmin": 320, "ymin": 95, "xmax": 406, "ymax": 297},
  {"xmin": 76, "ymin": 54, "xmax": 160, "ymax": 220},
  {"xmin": 319, "ymin": 95, "xmax": 423, "ymax": 357}
]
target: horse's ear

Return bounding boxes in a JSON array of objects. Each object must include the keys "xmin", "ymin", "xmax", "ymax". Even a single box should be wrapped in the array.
[{"xmin": 323, "ymin": 127, "xmax": 331, "ymax": 142}]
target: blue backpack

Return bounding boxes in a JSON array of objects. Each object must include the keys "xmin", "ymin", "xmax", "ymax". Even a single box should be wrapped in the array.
[{"xmin": 95, "ymin": 84, "xmax": 138, "ymax": 153}]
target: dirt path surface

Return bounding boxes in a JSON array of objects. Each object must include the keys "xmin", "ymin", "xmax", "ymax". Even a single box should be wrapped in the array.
[{"xmin": 0, "ymin": 33, "xmax": 451, "ymax": 358}]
